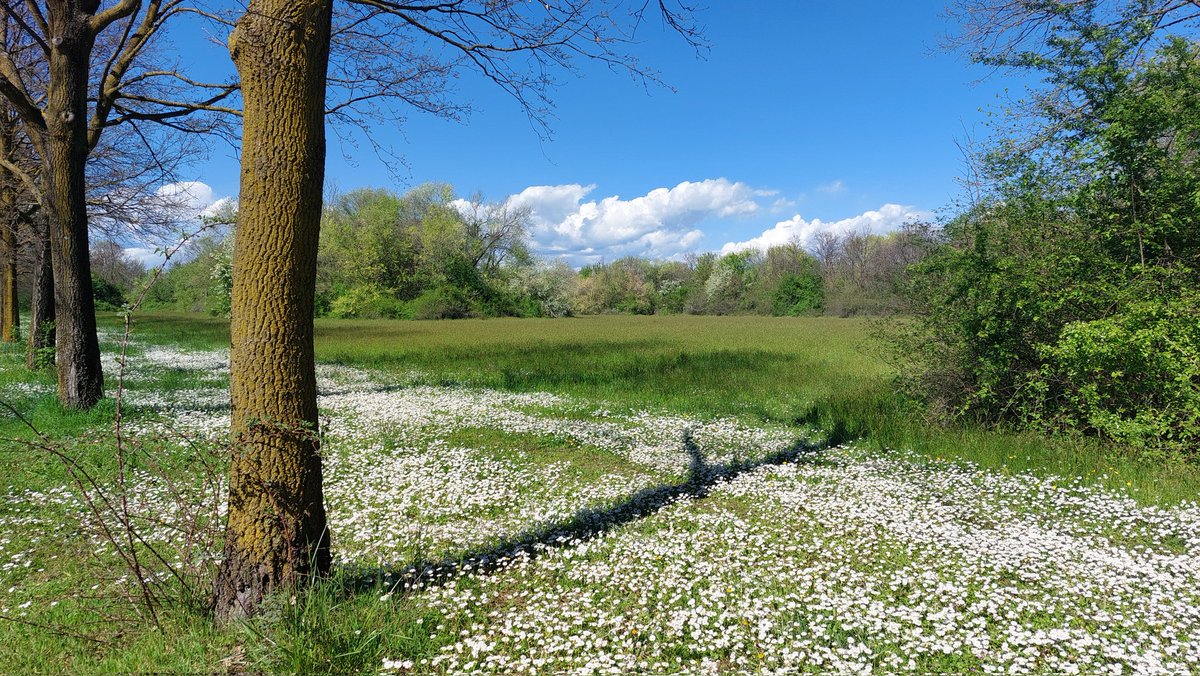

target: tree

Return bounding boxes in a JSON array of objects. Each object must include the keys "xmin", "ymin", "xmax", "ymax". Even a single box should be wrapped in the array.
[
  {"xmin": 574, "ymin": 257, "xmax": 655, "ymax": 314},
  {"xmin": 0, "ymin": 114, "xmax": 22, "ymax": 342},
  {"xmin": 900, "ymin": 2, "xmax": 1200, "ymax": 453},
  {"xmin": 508, "ymin": 260, "xmax": 577, "ymax": 317},
  {"xmin": 947, "ymin": 0, "xmax": 1200, "ymax": 156},
  {"xmin": 749, "ymin": 243, "xmax": 823, "ymax": 316},
  {"xmin": 0, "ymin": 203, "xmax": 18, "ymax": 343},
  {"xmin": 319, "ymin": 188, "xmax": 413, "ymax": 306},
  {"xmin": 948, "ymin": 0, "xmax": 1200, "ymax": 58},
  {"xmin": 214, "ymin": 0, "xmax": 702, "ymax": 620},
  {"xmin": 0, "ymin": 2, "xmax": 236, "ymax": 408},
  {"xmin": 703, "ymin": 250, "xmax": 757, "ymax": 314},
  {"xmin": 26, "ymin": 211, "xmax": 54, "ymax": 368},
  {"xmin": 317, "ymin": 184, "xmax": 533, "ymax": 318},
  {"xmin": 458, "ymin": 194, "xmax": 533, "ymax": 276},
  {"xmin": 90, "ymin": 238, "xmax": 145, "ymax": 294}
]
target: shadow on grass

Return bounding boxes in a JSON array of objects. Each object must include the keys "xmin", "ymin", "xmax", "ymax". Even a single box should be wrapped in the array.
[
  {"xmin": 324, "ymin": 340, "xmax": 811, "ymax": 423},
  {"xmin": 338, "ymin": 430, "xmax": 836, "ymax": 600},
  {"xmin": 336, "ymin": 338, "xmax": 783, "ymax": 379}
]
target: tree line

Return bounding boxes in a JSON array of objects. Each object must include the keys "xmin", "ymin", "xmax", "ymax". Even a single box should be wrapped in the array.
[{"xmin": 124, "ymin": 185, "xmax": 934, "ymax": 320}]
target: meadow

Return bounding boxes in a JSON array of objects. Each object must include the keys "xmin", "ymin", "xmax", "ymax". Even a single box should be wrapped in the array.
[{"xmin": 0, "ymin": 313, "xmax": 1197, "ymax": 673}]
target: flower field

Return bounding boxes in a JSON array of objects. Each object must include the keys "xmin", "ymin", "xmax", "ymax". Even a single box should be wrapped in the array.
[{"xmin": 0, "ymin": 316, "xmax": 1198, "ymax": 673}]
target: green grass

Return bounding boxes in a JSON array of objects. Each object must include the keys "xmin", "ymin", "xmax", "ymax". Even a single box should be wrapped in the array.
[
  {"xmin": 109, "ymin": 312, "xmax": 1200, "ymax": 505},
  {"xmin": 441, "ymin": 427, "xmax": 648, "ymax": 482},
  {"xmin": 1, "ymin": 312, "xmax": 1197, "ymax": 673}
]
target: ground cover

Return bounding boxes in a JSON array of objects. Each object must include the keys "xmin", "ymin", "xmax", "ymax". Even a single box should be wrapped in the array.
[
  {"xmin": 120, "ymin": 313, "xmax": 1200, "ymax": 503},
  {"xmin": 0, "ymin": 314, "xmax": 1197, "ymax": 672}
]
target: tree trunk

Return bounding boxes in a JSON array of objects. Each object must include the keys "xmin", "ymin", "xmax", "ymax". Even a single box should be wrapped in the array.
[
  {"xmin": 0, "ymin": 219, "xmax": 16, "ymax": 342},
  {"xmin": 213, "ymin": 0, "xmax": 333, "ymax": 622},
  {"xmin": 0, "ymin": 182, "xmax": 16, "ymax": 342},
  {"xmin": 44, "ymin": 8, "xmax": 103, "ymax": 408},
  {"xmin": 28, "ymin": 214, "xmax": 55, "ymax": 369}
]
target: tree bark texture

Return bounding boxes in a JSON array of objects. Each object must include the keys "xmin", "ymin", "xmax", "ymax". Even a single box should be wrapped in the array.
[
  {"xmin": 27, "ymin": 215, "xmax": 55, "ymax": 369},
  {"xmin": 213, "ymin": 0, "xmax": 333, "ymax": 622},
  {"xmin": 0, "ymin": 218, "xmax": 16, "ymax": 343},
  {"xmin": 44, "ymin": 5, "xmax": 103, "ymax": 408},
  {"xmin": 0, "ymin": 184, "xmax": 17, "ymax": 342}
]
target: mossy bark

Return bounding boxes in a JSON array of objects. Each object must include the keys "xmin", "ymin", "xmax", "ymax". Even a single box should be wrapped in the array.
[
  {"xmin": 213, "ymin": 0, "xmax": 333, "ymax": 622},
  {"xmin": 44, "ymin": 6, "xmax": 102, "ymax": 408},
  {"xmin": 0, "ymin": 86, "xmax": 17, "ymax": 344}
]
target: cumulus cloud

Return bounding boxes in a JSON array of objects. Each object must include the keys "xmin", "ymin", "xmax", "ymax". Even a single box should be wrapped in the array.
[
  {"xmin": 201, "ymin": 196, "xmax": 238, "ymax": 221},
  {"xmin": 153, "ymin": 180, "xmax": 238, "ymax": 221},
  {"xmin": 507, "ymin": 178, "xmax": 761, "ymax": 264},
  {"xmin": 720, "ymin": 203, "xmax": 930, "ymax": 255},
  {"xmin": 156, "ymin": 180, "xmax": 214, "ymax": 211},
  {"xmin": 116, "ymin": 181, "xmax": 234, "ymax": 269}
]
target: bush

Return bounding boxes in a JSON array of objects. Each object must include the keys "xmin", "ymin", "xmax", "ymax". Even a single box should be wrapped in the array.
[
  {"xmin": 507, "ymin": 262, "xmax": 577, "ymax": 317},
  {"xmin": 412, "ymin": 285, "xmax": 476, "ymax": 320},
  {"xmin": 896, "ymin": 36, "xmax": 1200, "ymax": 461},
  {"xmin": 1035, "ymin": 296, "xmax": 1200, "ymax": 457},
  {"xmin": 772, "ymin": 273, "xmax": 823, "ymax": 316},
  {"xmin": 92, "ymin": 276, "xmax": 126, "ymax": 310},
  {"xmin": 328, "ymin": 285, "xmax": 412, "ymax": 319}
]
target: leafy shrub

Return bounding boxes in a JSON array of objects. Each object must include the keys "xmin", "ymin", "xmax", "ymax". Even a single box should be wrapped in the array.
[
  {"xmin": 772, "ymin": 272, "xmax": 823, "ymax": 316},
  {"xmin": 92, "ymin": 276, "xmax": 126, "ymax": 310},
  {"xmin": 1035, "ymin": 296, "xmax": 1200, "ymax": 457},
  {"xmin": 208, "ymin": 236, "xmax": 235, "ymax": 317},
  {"xmin": 328, "ymin": 285, "xmax": 412, "ymax": 319},
  {"xmin": 30, "ymin": 320, "xmax": 55, "ymax": 368},
  {"xmin": 412, "ymin": 285, "xmax": 477, "ymax": 320}
]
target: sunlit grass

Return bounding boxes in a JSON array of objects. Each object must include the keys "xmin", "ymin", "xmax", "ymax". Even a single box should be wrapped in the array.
[
  {"xmin": 108, "ymin": 312, "xmax": 1200, "ymax": 506},
  {"xmin": 0, "ymin": 312, "xmax": 1196, "ymax": 672}
]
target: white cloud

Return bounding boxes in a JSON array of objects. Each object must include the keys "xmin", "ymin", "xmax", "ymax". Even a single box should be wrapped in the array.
[
  {"xmin": 109, "ymin": 181, "xmax": 234, "ymax": 267},
  {"xmin": 720, "ymin": 203, "xmax": 930, "ymax": 255},
  {"xmin": 152, "ymin": 180, "xmax": 238, "ymax": 224},
  {"xmin": 123, "ymin": 246, "xmax": 165, "ymax": 270},
  {"xmin": 507, "ymin": 178, "xmax": 761, "ymax": 264},
  {"xmin": 201, "ymin": 196, "xmax": 237, "ymax": 220},
  {"xmin": 156, "ymin": 181, "xmax": 215, "ymax": 214}
]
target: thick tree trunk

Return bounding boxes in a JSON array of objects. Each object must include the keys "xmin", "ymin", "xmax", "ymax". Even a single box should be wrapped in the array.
[
  {"xmin": 0, "ymin": 219, "xmax": 16, "ymax": 342},
  {"xmin": 213, "ymin": 0, "xmax": 333, "ymax": 622},
  {"xmin": 28, "ymin": 215, "xmax": 55, "ymax": 369},
  {"xmin": 44, "ymin": 8, "xmax": 103, "ymax": 408}
]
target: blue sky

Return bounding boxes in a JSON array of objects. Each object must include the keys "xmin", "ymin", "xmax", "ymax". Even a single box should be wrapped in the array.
[{"xmin": 153, "ymin": 1, "xmax": 1022, "ymax": 266}]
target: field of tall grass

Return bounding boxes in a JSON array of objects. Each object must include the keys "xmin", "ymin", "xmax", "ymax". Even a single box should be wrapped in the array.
[{"xmin": 0, "ymin": 313, "xmax": 1196, "ymax": 672}]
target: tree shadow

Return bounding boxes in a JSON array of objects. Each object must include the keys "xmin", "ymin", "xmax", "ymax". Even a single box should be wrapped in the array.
[
  {"xmin": 337, "ymin": 430, "xmax": 835, "ymax": 599},
  {"xmin": 321, "ymin": 339, "xmax": 801, "ymax": 405}
]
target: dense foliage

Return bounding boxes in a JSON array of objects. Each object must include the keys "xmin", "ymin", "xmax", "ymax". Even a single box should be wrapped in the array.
[
  {"xmin": 315, "ymin": 185, "xmax": 534, "ymax": 320},
  {"xmin": 902, "ymin": 32, "xmax": 1200, "ymax": 458},
  {"xmin": 144, "ymin": 186, "xmax": 928, "ymax": 320}
]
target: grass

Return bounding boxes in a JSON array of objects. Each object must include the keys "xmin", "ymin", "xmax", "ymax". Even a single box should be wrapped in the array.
[
  {"xmin": 0, "ymin": 312, "xmax": 1196, "ymax": 672},
  {"xmin": 111, "ymin": 312, "xmax": 1200, "ymax": 505},
  {"xmin": 441, "ymin": 427, "xmax": 648, "ymax": 482}
]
